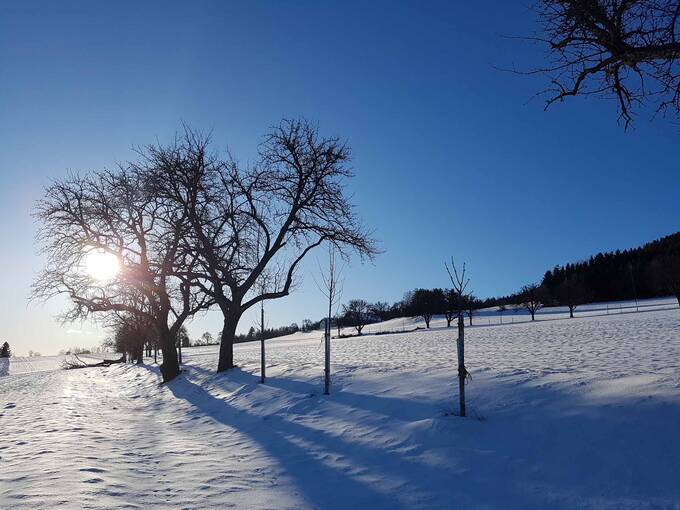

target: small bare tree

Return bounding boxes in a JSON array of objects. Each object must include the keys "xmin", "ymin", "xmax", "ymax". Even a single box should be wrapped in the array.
[
  {"xmin": 498, "ymin": 303, "xmax": 507, "ymax": 324},
  {"xmin": 444, "ymin": 288, "xmax": 462, "ymax": 327},
  {"xmin": 464, "ymin": 293, "xmax": 480, "ymax": 326},
  {"xmin": 316, "ymin": 246, "xmax": 344, "ymax": 394},
  {"xmin": 369, "ymin": 301, "xmax": 390, "ymax": 321},
  {"xmin": 342, "ymin": 299, "xmax": 371, "ymax": 335},
  {"xmin": 554, "ymin": 275, "xmax": 588, "ymax": 318},
  {"xmin": 445, "ymin": 257, "xmax": 471, "ymax": 417},
  {"xmin": 333, "ymin": 314, "xmax": 343, "ymax": 336},
  {"xmin": 255, "ymin": 268, "xmax": 274, "ymax": 384},
  {"xmin": 520, "ymin": 283, "xmax": 546, "ymax": 321},
  {"xmin": 527, "ymin": 0, "xmax": 680, "ymax": 127}
]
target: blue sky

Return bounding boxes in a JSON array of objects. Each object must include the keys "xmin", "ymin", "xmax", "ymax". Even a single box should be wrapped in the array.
[{"xmin": 2, "ymin": 1, "xmax": 678, "ymax": 355}]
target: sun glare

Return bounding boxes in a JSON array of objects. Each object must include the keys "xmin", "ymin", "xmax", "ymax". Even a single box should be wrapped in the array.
[{"xmin": 84, "ymin": 250, "xmax": 120, "ymax": 281}]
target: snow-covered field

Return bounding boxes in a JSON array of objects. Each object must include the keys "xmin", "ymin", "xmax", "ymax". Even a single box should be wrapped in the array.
[{"xmin": 2, "ymin": 303, "xmax": 680, "ymax": 509}]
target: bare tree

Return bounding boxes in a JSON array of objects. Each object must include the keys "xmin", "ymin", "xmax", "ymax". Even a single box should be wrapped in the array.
[
  {"xmin": 445, "ymin": 258, "xmax": 471, "ymax": 417},
  {"xmin": 369, "ymin": 301, "xmax": 390, "ymax": 322},
  {"xmin": 342, "ymin": 299, "xmax": 371, "ymax": 335},
  {"xmin": 444, "ymin": 288, "xmax": 462, "ymax": 327},
  {"xmin": 149, "ymin": 121, "xmax": 377, "ymax": 373},
  {"xmin": 32, "ymin": 168, "xmax": 210, "ymax": 382},
  {"xmin": 333, "ymin": 314, "xmax": 343, "ymax": 336},
  {"xmin": 498, "ymin": 303, "xmax": 507, "ymax": 324},
  {"xmin": 254, "ymin": 266, "xmax": 275, "ymax": 384},
  {"xmin": 554, "ymin": 274, "xmax": 589, "ymax": 318},
  {"xmin": 520, "ymin": 283, "xmax": 546, "ymax": 321},
  {"xmin": 464, "ymin": 293, "xmax": 480, "ymax": 326},
  {"xmin": 527, "ymin": 0, "xmax": 680, "ymax": 127},
  {"xmin": 407, "ymin": 288, "xmax": 445, "ymax": 328},
  {"xmin": 108, "ymin": 311, "xmax": 154, "ymax": 364},
  {"xmin": 316, "ymin": 246, "xmax": 344, "ymax": 394},
  {"xmin": 175, "ymin": 325, "xmax": 191, "ymax": 364}
]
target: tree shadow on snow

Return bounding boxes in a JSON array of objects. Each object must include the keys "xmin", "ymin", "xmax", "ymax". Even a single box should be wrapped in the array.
[
  {"xmin": 164, "ymin": 367, "xmax": 552, "ymax": 510},
  {"xmin": 162, "ymin": 362, "xmax": 680, "ymax": 509},
  {"xmin": 166, "ymin": 371, "xmax": 407, "ymax": 509}
]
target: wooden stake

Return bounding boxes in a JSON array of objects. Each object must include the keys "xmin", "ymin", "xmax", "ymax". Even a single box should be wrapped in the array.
[
  {"xmin": 457, "ymin": 315, "xmax": 466, "ymax": 417},
  {"xmin": 260, "ymin": 303, "xmax": 266, "ymax": 383},
  {"xmin": 324, "ymin": 318, "xmax": 331, "ymax": 395}
]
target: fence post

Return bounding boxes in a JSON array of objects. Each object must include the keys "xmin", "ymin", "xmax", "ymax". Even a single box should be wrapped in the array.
[
  {"xmin": 324, "ymin": 319, "xmax": 331, "ymax": 395},
  {"xmin": 260, "ymin": 305, "xmax": 266, "ymax": 383}
]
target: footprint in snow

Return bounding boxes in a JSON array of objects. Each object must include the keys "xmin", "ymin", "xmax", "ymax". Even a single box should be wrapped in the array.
[{"xmin": 5, "ymin": 403, "xmax": 16, "ymax": 409}]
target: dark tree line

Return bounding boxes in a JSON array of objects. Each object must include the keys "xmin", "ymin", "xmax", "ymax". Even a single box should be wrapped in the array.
[
  {"xmin": 541, "ymin": 232, "xmax": 680, "ymax": 305},
  {"xmin": 304, "ymin": 232, "xmax": 680, "ymax": 333},
  {"xmin": 238, "ymin": 323, "xmax": 302, "ymax": 343},
  {"xmin": 484, "ymin": 234, "xmax": 680, "ymax": 320}
]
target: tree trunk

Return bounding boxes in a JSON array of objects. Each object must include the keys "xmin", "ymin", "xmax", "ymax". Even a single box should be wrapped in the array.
[
  {"xmin": 425, "ymin": 317, "xmax": 431, "ymax": 328},
  {"xmin": 217, "ymin": 312, "xmax": 240, "ymax": 372},
  {"xmin": 468, "ymin": 313, "xmax": 472, "ymax": 326},
  {"xmin": 530, "ymin": 310, "xmax": 535, "ymax": 321},
  {"xmin": 158, "ymin": 328, "xmax": 180, "ymax": 382},
  {"xmin": 569, "ymin": 306, "xmax": 574, "ymax": 319}
]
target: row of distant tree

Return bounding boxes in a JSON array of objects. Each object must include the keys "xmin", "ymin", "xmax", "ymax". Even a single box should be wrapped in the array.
[
  {"xmin": 219, "ymin": 233, "xmax": 680, "ymax": 338},
  {"xmin": 60, "ymin": 231, "xmax": 680, "ymax": 361},
  {"xmin": 299, "ymin": 233, "xmax": 680, "ymax": 334},
  {"xmin": 0, "ymin": 343, "xmax": 42, "ymax": 358}
]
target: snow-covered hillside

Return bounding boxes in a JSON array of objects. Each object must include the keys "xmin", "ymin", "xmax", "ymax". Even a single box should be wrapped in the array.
[{"xmin": 2, "ymin": 304, "xmax": 679, "ymax": 509}]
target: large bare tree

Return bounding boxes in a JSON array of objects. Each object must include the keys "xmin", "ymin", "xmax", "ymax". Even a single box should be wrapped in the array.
[
  {"xmin": 147, "ymin": 120, "xmax": 377, "ymax": 373},
  {"xmin": 529, "ymin": 0, "xmax": 680, "ymax": 126},
  {"xmin": 33, "ymin": 168, "xmax": 210, "ymax": 382}
]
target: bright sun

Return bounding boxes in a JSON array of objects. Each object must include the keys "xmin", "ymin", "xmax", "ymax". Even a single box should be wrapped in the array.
[{"xmin": 84, "ymin": 250, "xmax": 120, "ymax": 281}]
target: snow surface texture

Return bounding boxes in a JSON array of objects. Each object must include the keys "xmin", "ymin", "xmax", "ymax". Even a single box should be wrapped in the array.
[{"xmin": 2, "ymin": 302, "xmax": 680, "ymax": 509}]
